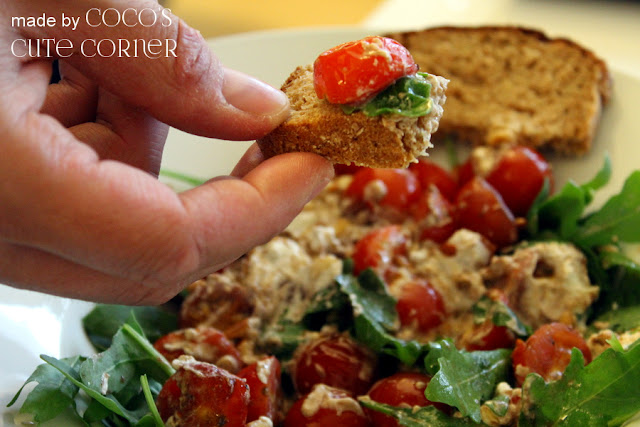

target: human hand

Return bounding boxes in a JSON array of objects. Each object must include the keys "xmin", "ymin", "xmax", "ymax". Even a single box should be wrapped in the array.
[{"xmin": 0, "ymin": 0, "xmax": 334, "ymax": 304}]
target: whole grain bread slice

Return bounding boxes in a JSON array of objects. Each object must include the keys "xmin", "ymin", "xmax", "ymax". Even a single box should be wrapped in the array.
[
  {"xmin": 257, "ymin": 65, "xmax": 448, "ymax": 168},
  {"xmin": 388, "ymin": 26, "xmax": 612, "ymax": 155}
]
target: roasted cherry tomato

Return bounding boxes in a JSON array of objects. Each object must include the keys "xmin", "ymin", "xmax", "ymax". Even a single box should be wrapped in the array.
[
  {"xmin": 238, "ymin": 356, "xmax": 282, "ymax": 424},
  {"xmin": 292, "ymin": 333, "xmax": 377, "ymax": 396},
  {"xmin": 156, "ymin": 357, "xmax": 250, "ymax": 427},
  {"xmin": 454, "ymin": 158, "xmax": 475, "ymax": 187},
  {"xmin": 346, "ymin": 167, "xmax": 420, "ymax": 212},
  {"xmin": 465, "ymin": 323, "xmax": 515, "ymax": 352},
  {"xmin": 365, "ymin": 372, "xmax": 450, "ymax": 426},
  {"xmin": 486, "ymin": 146, "xmax": 553, "ymax": 216},
  {"xmin": 454, "ymin": 177, "xmax": 517, "ymax": 249},
  {"xmin": 410, "ymin": 186, "xmax": 456, "ymax": 243},
  {"xmin": 511, "ymin": 322, "xmax": 591, "ymax": 385},
  {"xmin": 314, "ymin": 36, "xmax": 418, "ymax": 105},
  {"xmin": 153, "ymin": 326, "xmax": 244, "ymax": 373},
  {"xmin": 463, "ymin": 290, "xmax": 516, "ymax": 351},
  {"xmin": 352, "ymin": 225, "xmax": 408, "ymax": 277},
  {"xmin": 284, "ymin": 384, "xmax": 371, "ymax": 427},
  {"xmin": 393, "ymin": 280, "xmax": 446, "ymax": 332},
  {"xmin": 409, "ymin": 158, "xmax": 459, "ymax": 202}
]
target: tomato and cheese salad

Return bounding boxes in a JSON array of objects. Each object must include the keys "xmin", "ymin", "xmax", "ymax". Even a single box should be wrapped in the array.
[
  {"xmin": 12, "ymin": 144, "xmax": 640, "ymax": 427},
  {"xmin": 10, "ymin": 37, "xmax": 640, "ymax": 427}
]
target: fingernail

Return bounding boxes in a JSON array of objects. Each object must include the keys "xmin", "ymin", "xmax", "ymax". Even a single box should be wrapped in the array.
[
  {"xmin": 308, "ymin": 159, "xmax": 335, "ymax": 201},
  {"xmin": 222, "ymin": 68, "xmax": 289, "ymax": 116}
]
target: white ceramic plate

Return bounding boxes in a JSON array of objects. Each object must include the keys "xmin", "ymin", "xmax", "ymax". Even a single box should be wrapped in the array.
[{"xmin": 1, "ymin": 27, "xmax": 639, "ymax": 426}]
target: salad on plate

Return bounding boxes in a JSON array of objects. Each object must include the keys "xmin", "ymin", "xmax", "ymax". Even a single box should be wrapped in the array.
[{"xmin": 7, "ymin": 32, "xmax": 640, "ymax": 427}]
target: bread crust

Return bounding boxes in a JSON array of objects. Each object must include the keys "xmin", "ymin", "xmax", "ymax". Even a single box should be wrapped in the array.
[
  {"xmin": 388, "ymin": 26, "xmax": 612, "ymax": 155},
  {"xmin": 258, "ymin": 65, "xmax": 448, "ymax": 168}
]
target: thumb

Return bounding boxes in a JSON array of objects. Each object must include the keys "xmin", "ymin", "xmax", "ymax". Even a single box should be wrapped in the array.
[{"xmin": 7, "ymin": 0, "xmax": 289, "ymax": 140}]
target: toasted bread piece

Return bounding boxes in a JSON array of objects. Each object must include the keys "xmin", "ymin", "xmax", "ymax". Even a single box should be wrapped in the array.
[
  {"xmin": 388, "ymin": 26, "xmax": 612, "ymax": 155},
  {"xmin": 257, "ymin": 65, "xmax": 448, "ymax": 168}
]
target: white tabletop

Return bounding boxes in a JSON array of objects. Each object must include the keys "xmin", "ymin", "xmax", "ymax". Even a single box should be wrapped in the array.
[{"xmin": 363, "ymin": 0, "xmax": 640, "ymax": 78}]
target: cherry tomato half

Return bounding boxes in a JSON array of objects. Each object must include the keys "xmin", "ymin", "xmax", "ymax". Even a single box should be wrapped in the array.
[
  {"xmin": 346, "ymin": 168, "xmax": 420, "ymax": 212},
  {"xmin": 454, "ymin": 177, "xmax": 517, "ymax": 249},
  {"xmin": 292, "ymin": 333, "xmax": 377, "ymax": 396},
  {"xmin": 511, "ymin": 322, "xmax": 591, "ymax": 385},
  {"xmin": 156, "ymin": 358, "xmax": 250, "ymax": 427},
  {"xmin": 393, "ymin": 280, "xmax": 446, "ymax": 333},
  {"xmin": 238, "ymin": 356, "xmax": 282, "ymax": 423},
  {"xmin": 410, "ymin": 186, "xmax": 456, "ymax": 243},
  {"xmin": 352, "ymin": 225, "xmax": 408, "ymax": 277},
  {"xmin": 365, "ymin": 372, "xmax": 450, "ymax": 426},
  {"xmin": 314, "ymin": 36, "xmax": 418, "ymax": 105},
  {"xmin": 284, "ymin": 385, "xmax": 371, "ymax": 427},
  {"xmin": 486, "ymin": 146, "xmax": 553, "ymax": 216},
  {"xmin": 409, "ymin": 159, "xmax": 459, "ymax": 202}
]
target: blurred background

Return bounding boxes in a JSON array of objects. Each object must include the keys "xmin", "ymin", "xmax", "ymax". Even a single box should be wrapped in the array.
[
  {"xmin": 161, "ymin": 0, "xmax": 639, "ymax": 78},
  {"xmin": 166, "ymin": 0, "xmax": 383, "ymax": 37}
]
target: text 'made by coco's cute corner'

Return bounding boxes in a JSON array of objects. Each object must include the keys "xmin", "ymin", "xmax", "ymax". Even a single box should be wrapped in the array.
[{"xmin": 10, "ymin": 8, "xmax": 177, "ymax": 59}]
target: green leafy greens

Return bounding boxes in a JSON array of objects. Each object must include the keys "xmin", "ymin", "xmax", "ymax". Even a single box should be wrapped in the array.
[
  {"xmin": 8, "ymin": 312, "xmax": 173, "ymax": 426},
  {"xmin": 519, "ymin": 342, "xmax": 640, "ymax": 426},
  {"xmin": 342, "ymin": 72, "xmax": 433, "ymax": 117},
  {"xmin": 526, "ymin": 156, "xmax": 640, "ymax": 320}
]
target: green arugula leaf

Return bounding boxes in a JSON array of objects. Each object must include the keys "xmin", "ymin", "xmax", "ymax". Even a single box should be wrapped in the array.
[
  {"xmin": 336, "ymin": 269, "xmax": 397, "ymax": 330},
  {"xmin": 82, "ymin": 304, "xmax": 177, "ymax": 351},
  {"xmin": 7, "ymin": 355, "xmax": 85, "ymax": 424},
  {"xmin": 335, "ymin": 269, "xmax": 427, "ymax": 366},
  {"xmin": 79, "ymin": 323, "xmax": 174, "ymax": 400},
  {"xmin": 472, "ymin": 295, "xmax": 530, "ymax": 337},
  {"xmin": 591, "ymin": 250, "xmax": 640, "ymax": 318},
  {"xmin": 352, "ymin": 314, "xmax": 427, "ymax": 367},
  {"xmin": 574, "ymin": 171, "xmax": 640, "ymax": 248},
  {"xmin": 342, "ymin": 72, "xmax": 433, "ymax": 117},
  {"xmin": 302, "ymin": 282, "xmax": 352, "ymax": 331},
  {"xmin": 358, "ymin": 396, "xmax": 482, "ymax": 426},
  {"xmin": 262, "ymin": 318, "xmax": 308, "ymax": 360},
  {"xmin": 424, "ymin": 340, "xmax": 511, "ymax": 423},
  {"xmin": 591, "ymin": 305, "xmax": 640, "ymax": 333},
  {"xmin": 41, "ymin": 355, "xmax": 143, "ymax": 423},
  {"xmin": 140, "ymin": 375, "xmax": 164, "ymax": 427},
  {"xmin": 519, "ymin": 343, "xmax": 640, "ymax": 426},
  {"xmin": 527, "ymin": 154, "xmax": 611, "ymax": 240}
]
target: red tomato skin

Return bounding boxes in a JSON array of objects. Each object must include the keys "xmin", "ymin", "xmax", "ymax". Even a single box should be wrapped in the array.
[
  {"xmin": 465, "ymin": 324, "xmax": 516, "ymax": 351},
  {"xmin": 454, "ymin": 158, "xmax": 475, "ymax": 187},
  {"xmin": 486, "ymin": 146, "xmax": 553, "ymax": 216},
  {"xmin": 334, "ymin": 163, "xmax": 365, "ymax": 175},
  {"xmin": 409, "ymin": 159, "xmax": 459, "ymax": 202},
  {"xmin": 365, "ymin": 372, "xmax": 450, "ymax": 426},
  {"xmin": 410, "ymin": 186, "xmax": 457, "ymax": 243},
  {"xmin": 346, "ymin": 168, "xmax": 420, "ymax": 212},
  {"xmin": 284, "ymin": 386, "xmax": 371, "ymax": 427},
  {"xmin": 153, "ymin": 326, "xmax": 244, "ymax": 373},
  {"xmin": 314, "ymin": 36, "xmax": 418, "ymax": 105},
  {"xmin": 464, "ymin": 290, "xmax": 516, "ymax": 351},
  {"xmin": 156, "ymin": 359, "xmax": 250, "ymax": 427},
  {"xmin": 511, "ymin": 322, "xmax": 591, "ymax": 385},
  {"xmin": 394, "ymin": 280, "xmax": 446, "ymax": 332},
  {"xmin": 292, "ymin": 333, "xmax": 377, "ymax": 396},
  {"xmin": 454, "ymin": 177, "xmax": 518, "ymax": 249},
  {"xmin": 352, "ymin": 225, "xmax": 408, "ymax": 277},
  {"xmin": 237, "ymin": 356, "xmax": 282, "ymax": 423}
]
